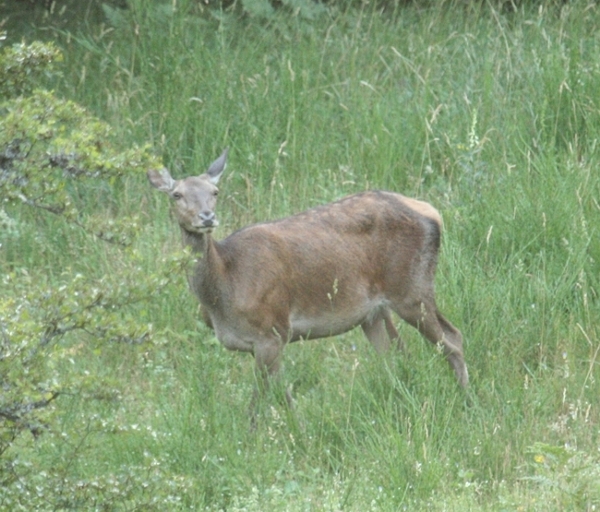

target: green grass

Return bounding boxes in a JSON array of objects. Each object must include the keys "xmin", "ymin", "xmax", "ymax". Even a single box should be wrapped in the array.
[{"xmin": 2, "ymin": 1, "xmax": 600, "ymax": 510}]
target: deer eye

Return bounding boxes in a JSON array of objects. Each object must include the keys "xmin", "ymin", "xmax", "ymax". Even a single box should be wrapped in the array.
[
  {"xmin": 172, "ymin": 192, "xmax": 183, "ymax": 200},
  {"xmin": 213, "ymin": 190, "xmax": 219, "ymax": 197}
]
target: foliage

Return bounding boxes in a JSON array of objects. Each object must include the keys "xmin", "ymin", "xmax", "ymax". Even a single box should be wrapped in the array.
[
  {"xmin": 2, "ymin": 450, "xmax": 196, "ymax": 510},
  {"xmin": 524, "ymin": 442, "xmax": 600, "ymax": 509},
  {"xmin": 0, "ymin": 41, "xmax": 62, "ymax": 97},
  {"xmin": 239, "ymin": 0, "xmax": 327, "ymax": 20},
  {"xmin": 1, "ymin": 89, "xmax": 159, "ymax": 245},
  {"xmin": 0, "ymin": 41, "xmax": 194, "ymax": 508}
]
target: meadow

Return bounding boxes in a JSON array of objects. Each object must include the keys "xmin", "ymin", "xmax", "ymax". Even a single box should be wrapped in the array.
[{"xmin": 1, "ymin": 0, "xmax": 599, "ymax": 510}]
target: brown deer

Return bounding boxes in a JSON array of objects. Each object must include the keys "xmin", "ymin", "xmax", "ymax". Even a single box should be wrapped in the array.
[{"xmin": 148, "ymin": 149, "xmax": 468, "ymax": 416}]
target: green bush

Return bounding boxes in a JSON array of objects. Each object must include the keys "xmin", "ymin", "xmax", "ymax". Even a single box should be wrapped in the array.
[{"xmin": 0, "ymin": 40, "xmax": 194, "ymax": 509}]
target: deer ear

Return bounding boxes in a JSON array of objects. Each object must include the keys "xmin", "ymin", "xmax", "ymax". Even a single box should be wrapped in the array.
[
  {"xmin": 206, "ymin": 148, "xmax": 228, "ymax": 185},
  {"xmin": 147, "ymin": 168, "xmax": 176, "ymax": 193}
]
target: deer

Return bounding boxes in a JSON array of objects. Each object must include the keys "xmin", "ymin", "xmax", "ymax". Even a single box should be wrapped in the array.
[{"xmin": 148, "ymin": 148, "xmax": 468, "ymax": 420}]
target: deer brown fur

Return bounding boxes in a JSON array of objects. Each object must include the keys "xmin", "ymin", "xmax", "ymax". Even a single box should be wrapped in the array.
[{"xmin": 148, "ymin": 149, "xmax": 468, "ymax": 417}]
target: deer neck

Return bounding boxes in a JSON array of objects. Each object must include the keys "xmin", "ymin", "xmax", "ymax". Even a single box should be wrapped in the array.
[
  {"xmin": 180, "ymin": 228, "xmax": 225, "ymax": 307},
  {"xmin": 181, "ymin": 228, "xmax": 210, "ymax": 256}
]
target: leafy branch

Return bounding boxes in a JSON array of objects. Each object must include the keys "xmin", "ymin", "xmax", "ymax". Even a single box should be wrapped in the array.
[{"xmin": 1, "ymin": 89, "xmax": 160, "ymax": 246}]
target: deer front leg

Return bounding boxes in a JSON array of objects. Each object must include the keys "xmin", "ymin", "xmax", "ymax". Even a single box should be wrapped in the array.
[{"xmin": 249, "ymin": 338, "xmax": 292, "ymax": 428}]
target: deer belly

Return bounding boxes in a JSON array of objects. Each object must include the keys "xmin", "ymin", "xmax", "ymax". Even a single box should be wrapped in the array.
[
  {"xmin": 212, "ymin": 322, "xmax": 256, "ymax": 352},
  {"xmin": 288, "ymin": 299, "xmax": 387, "ymax": 340}
]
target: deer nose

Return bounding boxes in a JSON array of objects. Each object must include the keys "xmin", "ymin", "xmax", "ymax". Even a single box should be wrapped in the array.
[{"xmin": 199, "ymin": 211, "xmax": 217, "ymax": 227}]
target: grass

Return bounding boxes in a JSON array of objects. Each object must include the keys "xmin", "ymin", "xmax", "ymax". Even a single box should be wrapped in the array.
[{"xmin": 2, "ymin": 0, "xmax": 600, "ymax": 510}]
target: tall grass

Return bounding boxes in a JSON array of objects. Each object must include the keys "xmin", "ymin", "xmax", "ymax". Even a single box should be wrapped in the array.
[{"xmin": 5, "ymin": 1, "xmax": 600, "ymax": 509}]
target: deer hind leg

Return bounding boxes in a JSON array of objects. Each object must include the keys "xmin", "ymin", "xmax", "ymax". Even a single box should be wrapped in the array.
[
  {"xmin": 361, "ymin": 307, "xmax": 403, "ymax": 353},
  {"xmin": 394, "ymin": 299, "xmax": 468, "ymax": 387}
]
